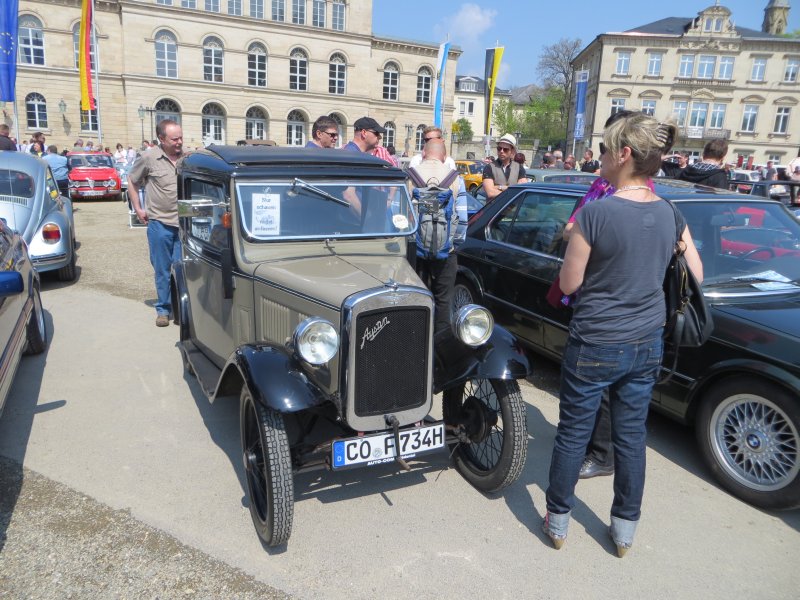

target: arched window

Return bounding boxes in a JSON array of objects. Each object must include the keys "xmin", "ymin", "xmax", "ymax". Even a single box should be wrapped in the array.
[
  {"xmin": 417, "ymin": 67, "xmax": 432, "ymax": 104},
  {"xmin": 203, "ymin": 36, "xmax": 224, "ymax": 83},
  {"xmin": 248, "ymin": 42, "xmax": 267, "ymax": 87},
  {"xmin": 383, "ymin": 62, "xmax": 399, "ymax": 101},
  {"xmin": 202, "ymin": 103, "xmax": 226, "ymax": 144},
  {"xmin": 155, "ymin": 30, "xmax": 178, "ymax": 78},
  {"xmin": 383, "ymin": 122, "xmax": 396, "ymax": 149},
  {"xmin": 72, "ymin": 23, "xmax": 96, "ymax": 70},
  {"xmin": 329, "ymin": 53, "xmax": 346, "ymax": 95},
  {"xmin": 25, "ymin": 93, "xmax": 47, "ymax": 128},
  {"xmin": 19, "ymin": 16, "xmax": 45, "ymax": 65},
  {"xmin": 290, "ymin": 48, "xmax": 307, "ymax": 91},
  {"xmin": 415, "ymin": 125, "xmax": 425, "ymax": 152},
  {"xmin": 332, "ymin": 0, "xmax": 345, "ymax": 31},
  {"xmin": 328, "ymin": 113, "xmax": 343, "ymax": 148},
  {"xmin": 155, "ymin": 98, "xmax": 181, "ymax": 125},
  {"xmin": 246, "ymin": 107, "xmax": 268, "ymax": 140},
  {"xmin": 286, "ymin": 110, "xmax": 305, "ymax": 146}
]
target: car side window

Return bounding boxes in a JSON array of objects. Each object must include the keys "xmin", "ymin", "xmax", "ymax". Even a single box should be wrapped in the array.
[
  {"xmin": 487, "ymin": 195, "xmax": 523, "ymax": 242},
  {"xmin": 186, "ymin": 179, "xmax": 229, "ymax": 251},
  {"xmin": 504, "ymin": 193, "xmax": 575, "ymax": 255}
]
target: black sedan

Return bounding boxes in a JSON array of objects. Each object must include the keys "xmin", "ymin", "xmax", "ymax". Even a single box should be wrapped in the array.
[{"xmin": 454, "ymin": 180, "xmax": 800, "ymax": 510}]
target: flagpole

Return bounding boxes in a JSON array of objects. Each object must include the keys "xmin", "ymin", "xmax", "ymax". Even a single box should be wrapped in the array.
[
  {"xmin": 12, "ymin": 88, "xmax": 19, "ymax": 146},
  {"xmin": 91, "ymin": 0, "xmax": 102, "ymax": 146}
]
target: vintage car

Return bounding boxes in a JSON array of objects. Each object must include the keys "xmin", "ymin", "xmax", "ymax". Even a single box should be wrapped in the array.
[
  {"xmin": 454, "ymin": 179, "xmax": 800, "ymax": 510},
  {"xmin": 455, "ymin": 160, "xmax": 485, "ymax": 194},
  {"xmin": 171, "ymin": 146, "xmax": 531, "ymax": 547},
  {"xmin": 0, "ymin": 152, "xmax": 76, "ymax": 280},
  {"xmin": 0, "ymin": 218, "xmax": 47, "ymax": 419},
  {"xmin": 67, "ymin": 151, "xmax": 122, "ymax": 201}
]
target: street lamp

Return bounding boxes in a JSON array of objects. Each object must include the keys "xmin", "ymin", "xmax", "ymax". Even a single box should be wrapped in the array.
[
  {"xmin": 514, "ymin": 131, "xmax": 523, "ymax": 149},
  {"xmin": 404, "ymin": 123, "xmax": 413, "ymax": 155},
  {"xmin": 137, "ymin": 105, "xmax": 146, "ymax": 142}
]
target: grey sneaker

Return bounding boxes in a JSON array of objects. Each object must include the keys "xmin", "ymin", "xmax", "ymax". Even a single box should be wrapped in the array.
[{"xmin": 156, "ymin": 314, "xmax": 169, "ymax": 327}]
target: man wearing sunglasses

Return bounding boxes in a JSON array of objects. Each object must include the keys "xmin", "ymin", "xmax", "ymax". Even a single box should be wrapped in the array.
[
  {"xmin": 482, "ymin": 133, "xmax": 529, "ymax": 200},
  {"xmin": 306, "ymin": 115, "xmax": 340, "ymax": 149},
  {"xmin": 343, "ymin": 117, "xmax": 387, "ymax": 153},
  {"xmin": 409, "ymin": 126, "xmax": 457, "ymax": 171}
]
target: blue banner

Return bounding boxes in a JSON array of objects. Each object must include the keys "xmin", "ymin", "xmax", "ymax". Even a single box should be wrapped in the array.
[
  {"xmin": 573, "ymin": 70, "xmax": 589, "ymax": 141},
  {"xmin": 432, "ymin": 41, "xmax": 450, "ymax": 128},
  {"xmin": 0, "ymin": 0, "xmax": 18, "ymax": 102}
]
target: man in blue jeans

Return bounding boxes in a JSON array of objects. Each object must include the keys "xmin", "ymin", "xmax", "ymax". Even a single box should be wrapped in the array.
[{"xmin": 127, "ymin": 120, "xmax": 184, "ymax": 327}]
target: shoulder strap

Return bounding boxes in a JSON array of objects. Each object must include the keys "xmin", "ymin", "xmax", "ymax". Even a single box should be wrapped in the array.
[
  {"xmin": 664, "ymin": 199, "xmax": 684, "ymax": 253},
  {"xmin": 440, "ymin": 169, "xmax": 459, "ymax": 188},
  {"xmin": 407, "ymin": 167, "xmax": 427, "ymax": 189}
]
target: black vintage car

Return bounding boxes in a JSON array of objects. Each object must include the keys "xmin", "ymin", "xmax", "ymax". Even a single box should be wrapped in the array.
[
  {"xmin": 454, "ymin": 180, "xmax": 800, "ymax": 510},
  {"xmin": 171, "ymin": 146, "xmax": 530, "ymax": 547}
]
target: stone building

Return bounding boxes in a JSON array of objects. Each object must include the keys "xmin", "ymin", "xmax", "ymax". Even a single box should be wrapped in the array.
[
  {"xmin": 567, "ymin": 1, "xmax": 799, "ymax": 166},
  {"xmin": 451, "ymin": 75, "xmax": 510, "ymax": 142},
  {"xmin": 9, "ymin": 0, "xmax": 459, "ymax": 152}
]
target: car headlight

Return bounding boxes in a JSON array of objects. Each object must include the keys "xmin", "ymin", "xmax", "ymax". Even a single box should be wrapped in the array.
[
  {"xmin": 293, "ymin": 317, "xmax": 339, "ymax": 365},
  {"xmin": 453, "ymin": 304, "xmax": 493, "ymax": 347},
  {"xmin": 107, "ymin": 180, "xmax": 117, "ymax": 188}
]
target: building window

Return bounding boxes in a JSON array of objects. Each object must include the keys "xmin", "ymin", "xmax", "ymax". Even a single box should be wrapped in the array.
[
  {"xmin": 287, "ymin": 110, "xmax": 305, "ymax": 146},
  {"xmin": 751, "ymin": 58, "xmax": 767, "ymax": 82},
  {"xmin": 18, "ymin": 16, "xmax": 44, "ymax": 65},
  {"xmin": 328, "ymin": 53, "xmax": 346, "ymax": 95},
  {"xmin": 610, "ymin": 98, "xmax": 626, "ymax": 115},
  {"xmin": 768, "ymin": 153, "xmax": 782, "ymax": 163},
  {"xmin": 615, "ymin": 51, "xmax": 631, "ymax": 75},
  {"xmin": 72, "ymin": 23, "xmax": 96, "ymax": 70},
  {"xmin": 81, "ymin": 102, "xmax": 99, "ymax": 132},
  {"xmin": 292, "ymin": 0, "xmax": 305, "ymax": 24},
  {"xmin": 679, "ymin": 54, "xmax": 695, "ymax": 78},
  {"xmin": 155, "ymin": 30, "xmax": 178, "ymax": 78},
  {"xmin": 182, "ymin": 1, "xmax": 196, "ymax": 7},
  {"xmin": 383, "ymin": 62, "xmax": 399, "ymax": 101},
  {"xmin": 227, "ymin": 0, "xmax": 242, "ymax": 15},
  {"xmin": 417, "ymin": 67, "xmax": 432, "ymax": 104},
  {"xmin": 332, "ymin": 0, "xmax": 344, "ymax": 31},
  {"xmin": 205, "ymin": 0, "xmax": 220, "ymax": 11},
  {"xmin": 250, "ymin": 0, "xmax": 264, "ymax": 18},
  {"xmin": 384, "ymin": 122, "xmax": 396, "ymax": 149},
  {"xmin": 246, "ymin": 107, "xmax": 268, "ymax": 139},
  {"xmin": 709, "ymin": 103, "xmax": 726, "ymax": 129},
  {"xmin": 155, "ymin": 98, "xmax": 181, "ymax": 125},
  {"xmin": 25, "ymin": 93, "xmax": 48, "ymax": 128},
  {"xmin": 272, "ymin": 0, "xmax": 285, "ymax": 20},
  {"xmin": 248, "ymin": 43, "xmax": 267, "ymax": 87},
  {"xmin": 647, "ymin": 53, "xmax": 663, "ymax": 76},
  {"xmin": 774, "ymin": 107, "xmax": 791, "ymax": 134},
  {"xmin": 312, "ymin": 0, "xmax": 325, "ymax": 27},
  {"xmin": 289, "ymin": 48, "xmax": 307, "ymax": 91},
  {"xmin": 157, "ymin": 0, "xmax": 173, "ymax": 5},
  {"xmin": 329, "ymin": 113, "xmax": 343, "ymax": 147},
  {"xmin": 741, "ymin": 104, "xmax": 758, "ymax": 132},
  {"xmin": 697, "ymin": 55, "xmax": 716, "ymax": 79},
  {"xmin": 689, "ymin": 102, "xmax": 708, "ymax": 127},
  {"xmin": 459, "ymin": 100, "xmax": 466, "ymax": 115},
  {"xmin": 784, "ymin": 58, "xmax": 799, "ymax": 83},
  {"xmin": 202, "ymin": 103, "xmax": 226, "ymax": 144},
  {"xmin": 673, "ymin": 101, "xmax": 688, "ymax": 126},
  {"xmin": 460, "ymin": 80, "xmax": 476, "ymax": 92},
  {"xmin": 203, "ymin": 36, "xmax": 224, "ymax": 82},
  {"xmin": 415, "ymin": 125, "xmax": 425, "ymax": 152},
  {"xmin": 641, "ymin": 100, "xmax": 656, "ymax": 116},
  {"xmin": 718, "ymin": 56, "xmax": 734, "ymax": 80}
]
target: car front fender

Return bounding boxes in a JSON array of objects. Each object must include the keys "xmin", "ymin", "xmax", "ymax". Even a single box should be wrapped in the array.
[
  {"xmin": 170, "ymin": 261, "xmax": 192, "ymax": 341},
  {"xmin": 433, "ymin": 325, "xmax": 531, "ymax": 394}
]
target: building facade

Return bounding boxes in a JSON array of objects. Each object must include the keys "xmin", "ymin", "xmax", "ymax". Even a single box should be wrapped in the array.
[
  {"xmin": 451, "ymin": 75, "xmax": 510, "ymax": 143},
  {"xmin": 568, "ymin": 2, "xmax": 800, "ymax": 166},
  {"xmin": 9, "ymin": 0, "xmax": 459, "ymax": 152}
]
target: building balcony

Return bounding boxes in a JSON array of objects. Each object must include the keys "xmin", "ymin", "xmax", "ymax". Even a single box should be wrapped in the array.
[
  {"xmin": 679, "ymin": 126, "xmax": 731, "ymax": 140},
  {"xmin": 673, "ymin": 77, "xmax": 735, "ymax": 90}
]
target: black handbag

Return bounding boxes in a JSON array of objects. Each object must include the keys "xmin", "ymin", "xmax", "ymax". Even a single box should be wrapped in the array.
[{"xmin": 661, "ymin": 201, "xmax": 713, "ymax": 382}]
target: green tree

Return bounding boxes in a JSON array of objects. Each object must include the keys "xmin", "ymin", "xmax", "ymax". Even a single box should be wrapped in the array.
[
  {"xmin": 522, "ymin": 86, "xmax": 566, "ymax": 150},
  {"xmin": 452, "ymin": 118, "xmax": 474, "ymax": 142},
  {"xmin": 492, "ymin": 99, "xmax": 525, "ymax": 138}
]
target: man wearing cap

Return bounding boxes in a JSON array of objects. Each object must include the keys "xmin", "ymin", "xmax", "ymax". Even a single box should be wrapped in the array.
[
  {"xmin": 482, "ymin": 133, "xmax": 529, "ymax": 200},
  {"xmin": 343, "ymin": 117, "xmax": 386, "ymax": 153}
]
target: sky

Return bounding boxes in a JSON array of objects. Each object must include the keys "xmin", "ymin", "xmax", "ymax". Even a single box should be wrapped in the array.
[{"xmin": 372, "ymin": 0, "xmax": 800, "ymax": 88}]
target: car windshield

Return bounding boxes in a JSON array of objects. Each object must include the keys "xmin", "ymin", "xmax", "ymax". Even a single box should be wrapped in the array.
[
  {"xmin": 236, "ymin": 180, "xmax": 417, "ymax": 240},
  {"xmin": 0, "ymin": 169, "xmax": 35, "ymax": 199},
  {"xmin": 676, "ymin": 199, "xmax": 800, "ymax": 292},
  {"xmin": 69, "ymin": 155, "xmax": 114, "ymax": 169}
]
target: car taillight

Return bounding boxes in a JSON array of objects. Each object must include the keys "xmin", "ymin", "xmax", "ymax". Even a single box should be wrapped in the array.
[{"xmin": 42, "ymin": 223, "xmax": 61, "ymax": 243}]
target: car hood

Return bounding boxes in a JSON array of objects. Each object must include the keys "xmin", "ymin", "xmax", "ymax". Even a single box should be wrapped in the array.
[
  {"xmin": 712, "ymin": 295, "xmax": 800, "ymax": 351},
  {"xmin": 69, "ymin": 167, "xmax": 117, "ymax": 179},
  {"xmin": 253, "ymin": 251, "xmax": 422, "ymax": 309}
]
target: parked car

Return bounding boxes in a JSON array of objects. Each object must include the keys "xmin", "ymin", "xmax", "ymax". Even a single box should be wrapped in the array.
[
  {"xmin": 0, "ymin": 219, "xmax": 47, "ymax": 419},
  {"xmin": 67, "ymin": 151, "xmax": 122, "ymax": 201},
  {"xmin": 171, "ymin": 146, "xmax": 531, "ymax": 547},
  {"xmin": 746, "ymin": 179, "xmax": 800, "ymax": 207},
  {"xmin": 455, "ymin": 160, "xmax": 485, "ymax": 194},
  {"xmin": 728, "ymin": 169, "xmax": 762, "ymax": 193},
  {"xmin": 0, "ymin": 152, "xmax": 77, "ymax": 280},
  {"xmin": 475, "ymin": 169, "xmax": 598, "ymax": 203},
  {"xmin": 454, "ymin": 179, "xmax": 800, "ymax": 510}
]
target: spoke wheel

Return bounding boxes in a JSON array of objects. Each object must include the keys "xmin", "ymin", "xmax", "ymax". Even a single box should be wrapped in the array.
[
  {"xmin": 24, "ymin": 287, "xmax": 47, "ymax": 355},
  {"xmin": 240, "ymin": 386, "xmax": 294, "ymax": 546},
  {"xmin": 443, "ymin": 378, "xmax": 527, "ymax": 492},
  {"xmin": 698, "ymin": 377, "xmax": 800, "ymax": 509},
  {"xmin": 450, "ymin": 279, "xmax": 476, "ymax": 323}
]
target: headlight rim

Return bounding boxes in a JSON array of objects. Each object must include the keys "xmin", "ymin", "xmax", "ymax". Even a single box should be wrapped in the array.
[
  {"xmin": 293, "ymin": 317, "xmax": 339, "ymax": 365},
  {"xmin": 453, "ymin": 304, "xmax": 494, "ymax": 347}
]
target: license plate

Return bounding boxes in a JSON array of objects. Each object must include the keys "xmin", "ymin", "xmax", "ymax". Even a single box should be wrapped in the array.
[
  {"xmin": 81, "ymin": 190, "xmax": 105, "ymax": 196},
  {"xmin": 192, "ymin": 223, "xmax": 211, "ymax": 241},
  {"xmin": 332, "ymin": 423, "xmax": 445, "ymax": 470}
]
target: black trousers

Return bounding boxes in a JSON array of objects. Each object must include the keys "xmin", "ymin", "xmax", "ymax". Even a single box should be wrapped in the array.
[{"xmin": 415, "ymin": 253, "xmax": 457, "ymax": 336}]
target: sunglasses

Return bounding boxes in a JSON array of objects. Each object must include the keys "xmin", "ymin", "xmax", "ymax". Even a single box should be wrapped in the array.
[
  {"xmin": 424, "ymin": 136, "xmax": 442, "ymax": 142},
  {"xmin": 599, "ymin": 142, "xmax": 607, "ymax": 155},
  {"xmin": 322, "ymin": 130, "xmax": 339, "ymax": 138},
  {"xmin": 366, "ymin": 130, "xmax": 382, "ymax": 137},
  {"xmin": 496, "ymin": 146, "xmax": 512, "ymax": 152}
]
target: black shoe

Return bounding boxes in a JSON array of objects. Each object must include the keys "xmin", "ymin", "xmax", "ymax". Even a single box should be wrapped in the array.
[{"xmin": 579, "ymin": 458, "xmax": 614, "ymax": 479}]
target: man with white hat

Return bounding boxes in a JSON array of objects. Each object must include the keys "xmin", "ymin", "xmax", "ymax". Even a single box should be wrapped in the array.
[{"xmin": 482, "ymin": 133, "xmax": 529, "ymax": 200}]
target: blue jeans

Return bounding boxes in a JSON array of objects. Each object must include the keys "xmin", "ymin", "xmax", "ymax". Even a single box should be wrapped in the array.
[
  {"xmin": 546, "ymin": 329, "xmax": 663, "ymax": 522},
  {"xmin": 147, "ymin": 220, "xmax": 181, "ymax": 316}
]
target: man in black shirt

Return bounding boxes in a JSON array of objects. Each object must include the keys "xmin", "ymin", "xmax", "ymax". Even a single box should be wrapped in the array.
[
  {"xmin": 482, "ymin": 133, "xmax": 529, "ymax": 200},
  {"xmin": 0, "ymin": 124, "xmax": 16, "ymax": 151},
  {"xmin": 580, "ymin": 149, "xmax": 599, "ymax": 173}
]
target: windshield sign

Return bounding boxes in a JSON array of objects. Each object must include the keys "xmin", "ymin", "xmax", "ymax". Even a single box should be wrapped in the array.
[{"xmin": 236, "ymin": 181, "xmax": 416, "ymax": 240}]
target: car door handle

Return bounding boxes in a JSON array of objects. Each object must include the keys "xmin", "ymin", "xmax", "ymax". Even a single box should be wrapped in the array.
[{"xmin": 484, "ymin": 251, "xmax": 497, "ymax": 261}]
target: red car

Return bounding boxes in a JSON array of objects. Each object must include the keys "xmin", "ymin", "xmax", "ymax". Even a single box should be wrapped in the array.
[{"xmin": 67, "ymin": 151, "xmax": 122, "ymax": 200}]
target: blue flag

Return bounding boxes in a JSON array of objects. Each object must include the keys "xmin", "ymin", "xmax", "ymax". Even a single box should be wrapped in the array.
[{"xmin": 0, "ymin": 0, "xmax": 18, "ymax": 102}]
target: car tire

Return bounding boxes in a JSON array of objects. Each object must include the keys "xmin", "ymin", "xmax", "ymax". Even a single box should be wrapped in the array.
[
  {"xmin": 697, "ymin": 376, "xmax": 800, "ymax": 510},
  {"xmin": 443, "ymin": 378, "xmax": 527, "ymax": 493},
  {"xmin": 240, "ymin": 386, "xmax": 294, "ymax": 547},
  {"xmin": 57, "ymin": 239, "xmax": 77, "ymax": 282},
  {"xmin": 24, "ymin": 286, "xmax": 47, "ymax": 355}
]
